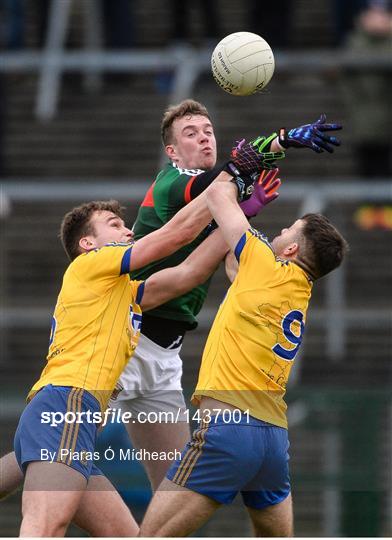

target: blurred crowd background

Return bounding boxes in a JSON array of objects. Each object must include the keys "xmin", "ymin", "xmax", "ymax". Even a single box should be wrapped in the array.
[{"xmin": 0, "ymin": 0, "xmax": 391, "ymax": 536}]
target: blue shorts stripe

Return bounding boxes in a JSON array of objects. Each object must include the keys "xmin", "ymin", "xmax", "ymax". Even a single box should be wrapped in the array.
[
  {"xmin": 167, "ymin": 415, "xmax": 291, "ymax": 508},
  {"xmin": 172, "ymin": 419, "xmax": 209, "ymax": 486},
  {"xmin": 66, "ymin": 388, "xmax": 83, "ymax": 465},
  {"xmin": 180, "ymin": 420, "xmax": 209, "ymax": 487},
  {"xmin": 56, "ymin": 388, "xmax": 79, "ymax": 464},
  {"xmin": 14, "ymin": 385, "xmax": 101, "ymax": 480}
]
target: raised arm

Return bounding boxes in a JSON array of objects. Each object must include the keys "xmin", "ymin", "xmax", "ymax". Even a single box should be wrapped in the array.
[
  {"xmin": 224, "ymin": 251, "xmax": 239, "ymax": 283},
  {"xmin": 270, "ymin": 114, "xmax": 342, "ymax": 154},
  {"xmin": 140, "ymin": 229, "xmax": 229, "ymax": 311},
  {"xmin": 206, "ymin": 182, "xmax": 251, "ymax": 253},
  {"xmin": 130, "ymin": 164, "xmax": 262, "ymax": 271},
  {"xmin": 129, "ymin": 171, "xmax": 231, "ymax": 270}
]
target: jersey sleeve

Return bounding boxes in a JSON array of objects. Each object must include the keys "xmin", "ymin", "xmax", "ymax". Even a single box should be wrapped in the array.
[
  {"xmin": 72, "ymin": 243, "xmax": 134, "ymax": 291},
  {"xmin": 234, "ymin": 227, "xmax": 276, "ymax": 270}
]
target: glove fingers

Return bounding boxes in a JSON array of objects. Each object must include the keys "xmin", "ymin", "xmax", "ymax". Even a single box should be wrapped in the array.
[
  {"xmin": 257, "ymin": 169, "xmax": 267, "ymax": 184},
  {"xmin": 326, "ymin": 136, "xmax": 341, "ymax": 146},
  {"xmin": 313, "ymin": 137, "xmax": 334, "ymax": 153},
  {"xmin": 265, "ymin": 178, "xmax": 281, "ymax": 195},
  {"xmin": 315, "ymin": 113, "xmax": 327, "ymax": 125},
  {"xmin": 315, "ymin": 130, "xmax": 341, "ymax": 147},
  {"xmin": 318, "ymin": 123, "xmax": 343, "ymax": 131},
  {"xmin": 311, "ymin": 141, "xmax": 324, "ymax": 153},
  {"xmin": 231, "ymin": 138, "xmax": 246, "ymax": 158},
  {"xmin": 266, "ymin": 192, "xmax": 279, "ymax": 203},
  {"xmin": 259, "ymin": 167, "xmax": 280, "ymax": 187}
]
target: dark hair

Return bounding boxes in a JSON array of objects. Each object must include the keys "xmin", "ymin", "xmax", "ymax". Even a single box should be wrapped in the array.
[
  {"xmin": 300, "ymin": 213, "xmax": 349, "ymax": 279},
  {"xmin": 60, "ymin": 200, "xmax": 124, "ymax": 261},
  {"xmin": 161, "ymin": 99, "xmax": 211, "ymax": 145}
]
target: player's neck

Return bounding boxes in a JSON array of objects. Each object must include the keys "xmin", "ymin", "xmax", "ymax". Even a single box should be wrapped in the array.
[{"xmin": 292, "ymin": 258, "xmax": 315, "ymax": 282}]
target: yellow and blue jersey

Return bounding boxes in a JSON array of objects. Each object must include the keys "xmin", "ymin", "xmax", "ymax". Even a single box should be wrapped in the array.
[
  {"xmin": 193, "ymin": 228, "xmax": 312, "ymax": 428},
  {"xmin": 28, "ymin": 243, "xmax": 144, "ymax": 411}
]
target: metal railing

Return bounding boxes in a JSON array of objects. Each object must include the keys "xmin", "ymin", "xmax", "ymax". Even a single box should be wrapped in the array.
[
  {"xmin": 0, "ymin": 0, "xmax": 391, "ymax": 122},
  {"xmin": 1, "ymin": 178, "xmax": 391, "ymax": 373}
]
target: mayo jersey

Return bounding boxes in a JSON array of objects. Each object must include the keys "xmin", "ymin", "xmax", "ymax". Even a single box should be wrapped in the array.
[
  {"xmin": 131, "ymin": 162, "xmax": 212, "ymax": 328},
  {"xmin": 192, "ymin": 228, "xmax": 313, "ymax": 428},
  {"xmin": 28, "ymin": 243, "xmax": 144, "ymax": 411}
]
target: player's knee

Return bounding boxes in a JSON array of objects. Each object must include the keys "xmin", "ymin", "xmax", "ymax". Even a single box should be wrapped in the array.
[
  {"xmin": 138, "ymin": 524, "xmax": 158, "ymax": 537},
  {"xmin": 21, "ymin": 502, "xmax": 70, "ymax": 536},
  {"xmin": 21, "ymin": 514, "xmax": 69, "ymax": 537},
  {"xmin": 139, "ymin": 518, "xmax": 166, "ymax": 538},
  {"xmin": 0, "ymin": 452, "xmax": 24, "ymax": 499},
  {"xmin": 249, "ymin": 497, "xmax": 293, "ymax": 538},
  {"xmin": 42, "ymin": 520, "xmax": 70, "ymax": 537},
  {"xmin": 253, "ymin": 521, "xmax": 293, "ymax": 537}
]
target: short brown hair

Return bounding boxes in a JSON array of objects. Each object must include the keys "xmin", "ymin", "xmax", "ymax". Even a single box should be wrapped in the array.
[
  {"xmin": 300, "ymin": 213, "xmax": 349, "ymax": 280},
  {"xmin": 60, "ymin": 200, "xmax": 124, "ymax": 261},
  {"xmin": 161, "ymin": 99, "xmax": 211, "ymax": 145}
]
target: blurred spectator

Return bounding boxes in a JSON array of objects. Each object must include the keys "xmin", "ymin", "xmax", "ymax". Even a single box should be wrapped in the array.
[
  {"xmin": 101, "ymin": 0, "xmax": 134, "ymax": 48},
  {"xmin": 333, "ymin": 0, "xmax": 368, "ymax": 46},
  {"xmin": 248, "ymin": 1, "xmax": 292, "ymax": 48},
  {"xmin": 170, "ymin": 0, "xmax": 220, "ymax": 46},
  {"xmin": 0, "ymin": 0, "xmax": 25, "ymax": 177},
  {"xmin": 0, "ymin": 0, "xmax": 25, "ymax": 49},
  {"xmin": 341, "ymin": 0, "xmax": 392, "ymax": 177},
  {"xmin": 100, "ymin": 0, "xmax": 135, "ymax": 85},
  {"xmin": 33, "ymin": 0, "xmax": 49, "ymax": 47},
  {"xmin": 156, "ymin": 0, "xmax": 220, "ymax": 94},
  {"xmin": 0, "ymin": 74, "xmax": 4, "ymax": 176},
  {"xmin": 33, "ymin": 1, "xmax": 135, "ymax": 50},
  {"xmin": 342, "ymin": 1, "xmax": 392, "ymax": 230}
]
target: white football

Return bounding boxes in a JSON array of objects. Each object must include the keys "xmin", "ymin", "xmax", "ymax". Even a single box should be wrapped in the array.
[{"xmin": 211, "ymin": 32, "xmax": 275, "ymax": 96}]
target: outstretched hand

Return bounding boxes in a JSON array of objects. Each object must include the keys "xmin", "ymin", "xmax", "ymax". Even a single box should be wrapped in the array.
[
  {"xmin": 278, "ymin": 114, "xmax": 342, "ymax": 153},
  {"xmin": 240, "ymin": 168, "xmax": 281, "ymax": 217},
  {"xmin": 230, "ymin": 138, "xmax": 285, "ymax": 176}
]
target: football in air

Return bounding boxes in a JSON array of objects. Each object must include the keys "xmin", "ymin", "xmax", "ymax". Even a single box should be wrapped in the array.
[{"xmin": 211, "ymin": 32, "xmax": 275, "ymax": 96}]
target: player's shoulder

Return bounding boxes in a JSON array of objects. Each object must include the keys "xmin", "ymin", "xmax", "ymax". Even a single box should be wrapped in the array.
[
  {"xmin": 71, "ymin": 242, "xmax": 133, "ymax": 267},
  {"xmin": 157, "ymin": 161, "xmax": 204, "ymax": 182},
  {"xmin": 101, "ymin": 241, "xmax": 134, "ymax": 249},
  {"xmin": 86, "ymin": 241, "xmax": 133, "ymax": 254},
  {"xmin": 241, "ymin": 228, "xmax": 295, "ymax": 269},
  {"xmin": 242, "ymin": 227, "xmax": 275, "ymax": 256},
  {"xmin": 247, "ymin": 227, "xmax": 273, "ymax": 248},
  {"xmin": 235, "ymin": 227, "xmax": 273, "ymax": 264}
]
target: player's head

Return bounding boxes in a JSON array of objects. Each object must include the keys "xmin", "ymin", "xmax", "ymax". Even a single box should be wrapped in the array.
[
  {"xmin": 161, "ymin": 99, "xmax": 217, "ymax": 170},
  {"xmin": 271, "ymin": 213, "xmax": 348, "ymax": 280},
  {"xmin": 60, "ymin": 200, "xmax": 133, "ymax": 260}
]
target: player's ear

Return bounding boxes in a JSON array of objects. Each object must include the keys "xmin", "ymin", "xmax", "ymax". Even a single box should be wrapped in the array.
[
  {"xmin": 79, "ymin": 236, "xmax": 96, "ymax": 253},
  {"xmin": 165, "ymin": 144, "xmax": 177, "ymax": 162},
  {"xmin": 283, "ymin": 242, "xmax": 299, "ymax": 257}
]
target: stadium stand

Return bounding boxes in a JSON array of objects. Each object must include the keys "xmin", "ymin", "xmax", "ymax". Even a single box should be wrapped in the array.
[{"xmin": 1, "ymin": 0, "xmax": 391, "ymax": 536}]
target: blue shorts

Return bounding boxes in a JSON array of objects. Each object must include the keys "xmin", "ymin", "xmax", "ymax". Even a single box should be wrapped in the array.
[
  {"xmin": 14, "ymin": 385, "xmax": 103, "ymax": 480},
  {"xmin": 167, "ymin": 414, "xmax": 290, "ymax": 509}
]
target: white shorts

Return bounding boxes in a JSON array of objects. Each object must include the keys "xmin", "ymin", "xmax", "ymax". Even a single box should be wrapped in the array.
[{"xmin": 111, "ymin": 333, "xmax": 187, "ymax": 417}]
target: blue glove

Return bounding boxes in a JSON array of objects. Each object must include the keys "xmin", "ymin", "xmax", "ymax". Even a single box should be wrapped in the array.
[{"xmin": 278, "ymin": 114, "xmax": 342, "ymax": 153}]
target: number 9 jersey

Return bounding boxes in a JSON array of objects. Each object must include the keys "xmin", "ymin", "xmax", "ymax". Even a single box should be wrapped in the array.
[{"xmin": 192, "ymin": 228, "xmax": 312, "ymax": 429}]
